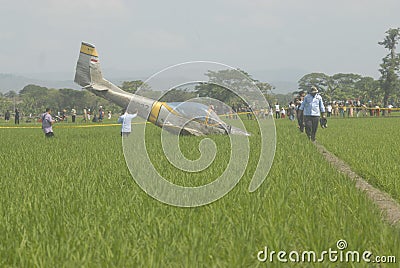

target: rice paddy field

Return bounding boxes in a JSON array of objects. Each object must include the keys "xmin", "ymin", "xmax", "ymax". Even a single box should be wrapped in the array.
[
  {"xmin": 0, "ymin": 117, "xmax": 399, "ymax": 267},
  {"xmin": 318, "ymin": 117, "xmax": 400, "ymax": 202}
]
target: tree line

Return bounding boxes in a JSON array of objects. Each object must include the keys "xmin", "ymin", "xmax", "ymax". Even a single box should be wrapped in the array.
[{"xmin": 0, "ymin": 85, "xmax": 121, "ymax": 117}]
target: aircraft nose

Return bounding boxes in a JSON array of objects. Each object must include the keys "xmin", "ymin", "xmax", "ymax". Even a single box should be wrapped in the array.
[{"xmin": 229, "ymin": 125, "xmax": 251, "ymax": 136}]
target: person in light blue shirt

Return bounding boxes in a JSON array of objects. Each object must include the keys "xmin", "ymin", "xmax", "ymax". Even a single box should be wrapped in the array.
[
  {"xmin": 298, "ymin": 86, "xmax": 326, "ymax": 141},
  {"xmin": 118, "ymin": 110, "xmax": 138, "ymax": 137}
]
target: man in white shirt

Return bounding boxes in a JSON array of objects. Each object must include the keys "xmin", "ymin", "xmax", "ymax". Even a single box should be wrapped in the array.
[
  {"xmin": 118, "ymin": 110, "xmax": 138, "ymax": 137},
  {"xmin": 387, "ymin": 104, "xmax": 393, "ymax": 116},
  {"xmin": 326, "ymin": 103, "xmax": 332, "ymax": 117},
  {"xmin": 275, "ymin": 103, "xmax": 280, "ymax": 119}
]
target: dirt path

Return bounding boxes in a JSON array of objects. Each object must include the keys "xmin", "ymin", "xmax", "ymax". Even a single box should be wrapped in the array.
[{"xmin": 315, "ymin": 142, "xmax": 400, "ymax": 226}]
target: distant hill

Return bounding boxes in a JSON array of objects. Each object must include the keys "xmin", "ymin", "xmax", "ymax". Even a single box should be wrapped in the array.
[{"xmin": 0, "ymin": 73, "xmax": 79, "ymax": 93}]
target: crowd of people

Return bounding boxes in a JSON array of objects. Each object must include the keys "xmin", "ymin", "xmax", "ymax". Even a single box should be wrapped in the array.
[
  {"xmin": 272, "ymin": 98, "xmax": 397, "ymax": 120},
  {"xmin": 1, "ymin": 106, "xmax": 114, "ymax": 125}
]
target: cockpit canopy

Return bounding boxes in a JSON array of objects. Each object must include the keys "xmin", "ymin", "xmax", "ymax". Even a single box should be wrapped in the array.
[{"xmin": 167, "ymin": 102, "xmax": 225, "ymax": 127}]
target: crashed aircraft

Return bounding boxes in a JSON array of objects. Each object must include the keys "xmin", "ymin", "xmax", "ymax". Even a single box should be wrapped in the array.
[{"xmin": 74, "ymin": 42, "xmax": 249, "ymax": 136}]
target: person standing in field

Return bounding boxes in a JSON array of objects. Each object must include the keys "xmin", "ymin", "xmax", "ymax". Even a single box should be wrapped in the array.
[
  {"xmin": 5, "ymin": 110, "xmax": 10, "ymax": 122},
  {"xmin": 387, "ymin": 104, "xmax": 393, "ymax": 116},
  {"xmin": 82, "ymin": 108, "xmax": 88, "ymax": 122},
  {"xmin": 339, "ymin": 103, "xmax": 345, "ymax": 118},
  {"xmin": 298, "ymin": 86, "xmax": 326, "ymax": 142},
  {"xmin": 295, "ymin": 91, "xmax": 306, "ymax": 132},
  {"xmin": 361, "ymin": 104, "xmax": 368, "ymax": 117},
  {"xmin": 275, "ymin": 103, "xmax": 280, "ymax": 119},
  {"xmin": 348, "ymin": 101, "xmax": 354, "ymax": 117},
  {"xmin": 368, "ymin": 101, "xmax": 374, "ymax": 116},
  {"xmin": 280, "ymin": 107, "xmax": 286, "ymax": 119},
  {"xmin": 333, "ymin": 101, "xmax": 339, "ymax": 117},
  {"xmin": 41, "ymin": 108, "xmax": 55, "ymax": 138},
  {"xmin": 14, "ymin": 108, "xmax": 20, "ymax": 124},
  {"xmin": 268, "ymin": 107, "xmax": 273, "ymax": 118},
  {"xmin": 98, "ymin": 106, "xmax": 104, "ymax": 122},
  {"xmin": 288, "ymin": 102, "xmax": 296, "ymax": 121},
  {"xmin": 71, "ymin": 108, "xmax": 77, "ymax": 123},
  {"xmin": 326, "ymin": 103, "xmax": 332, "ymax": 117},
  {"xmin": 118, "ymin": 109, "xmax": 138, "ymax": 137},
  {"xmin": 231, "ymin": 104, "xmax": 238, "ymax": 119},
  {"xmin": 246, "ymin": 106, "xmax": 253, "ymax": 120}
]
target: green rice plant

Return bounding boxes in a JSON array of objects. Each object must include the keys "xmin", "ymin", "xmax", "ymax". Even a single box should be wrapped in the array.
[
  {"xmin": 0, "ymin": 120, "xmax": 398, "ymax": 267},
  {"xmin": 318, "ymin": 117, "xmax": 400, "ymax": 202}
]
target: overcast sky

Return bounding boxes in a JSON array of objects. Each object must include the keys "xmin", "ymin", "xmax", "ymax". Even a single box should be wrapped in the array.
[{"xmin": 0, "ymin": 0, "xmax": 399, "ymax": 82}]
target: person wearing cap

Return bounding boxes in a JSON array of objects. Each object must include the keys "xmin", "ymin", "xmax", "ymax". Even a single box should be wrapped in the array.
[{"xmin": 298, "ymin": 86, "xmax": 326, "ymax": 141}]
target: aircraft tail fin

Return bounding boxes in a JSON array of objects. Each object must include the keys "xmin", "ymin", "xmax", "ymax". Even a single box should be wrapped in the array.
[{"xmin": 74, "ymin": 42, "xmax": 104, "ymax": 88}]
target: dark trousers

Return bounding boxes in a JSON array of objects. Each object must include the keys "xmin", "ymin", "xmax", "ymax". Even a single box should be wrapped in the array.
[
  {"xmin": 297, "ymin": 110, "xmax": 304, "ymax": 131},
  {"xmin": 304, "ymin": 116, "xmax": 319, "ymax": 141}
]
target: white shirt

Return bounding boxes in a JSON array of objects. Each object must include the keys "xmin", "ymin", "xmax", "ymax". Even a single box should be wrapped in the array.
[{"xmin": 118, "ymin": 112, "xmax": 137, "ymax": 133}]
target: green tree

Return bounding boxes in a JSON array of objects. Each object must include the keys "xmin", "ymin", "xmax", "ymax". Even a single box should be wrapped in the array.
[
  {"xmin": 2, "ymin": 90, "xmax": 18, "ymax": 112},
  {"xmin": 0, "ymin": 95, "xmax": 12, "ymax": 113},
  {"xmin": 329, "ymin": 73, "xmax": 363, "ymax": 100},
  {"xmin": 4, "ymin": 90, "xmax": 18, "ymax": 99},
  {"xmin": 120, "ymin": 80, "xmax": 148, "ymax": 94},
  {"xmin": 378, "ymin": 28, "xmax": 400, "ymax": 112},
  {"xmin": 298, "ymin": 73, "xmax": 330, "ymax": 93},
  {"xmin": 195, "ymin": 82, "xmax": 235, "ymax": 104},
  {"xmin": 195, "ymin": 69, "xmax": 273, "ymax": 108},
  {"xmin": 355, "ymin": 77, "xmax": 380, "ymax": 102},
  {"xmin": 19, "ymin": 85, "xmax": 50, "ymax": 113},
  {"xmin": 298, "ymin": 73, "xmax": 380, "ymax": 102}
]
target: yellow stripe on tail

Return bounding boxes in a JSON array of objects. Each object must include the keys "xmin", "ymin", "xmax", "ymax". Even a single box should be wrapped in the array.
[{"xmin": 80, "ymin": 42, "xmax": 99, "ymax": 57}]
